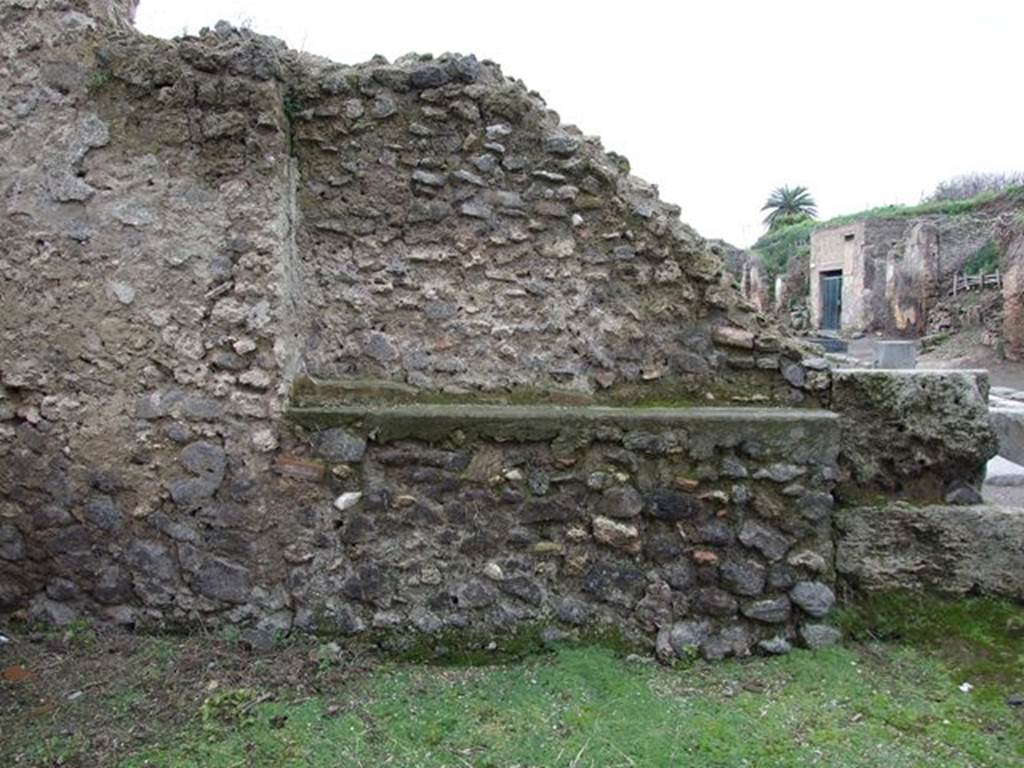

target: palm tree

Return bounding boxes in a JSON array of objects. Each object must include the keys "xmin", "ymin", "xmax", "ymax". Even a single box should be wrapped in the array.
[{"xmin": 761, "ymin": 186, "xmax": 818, "ymax": 229}]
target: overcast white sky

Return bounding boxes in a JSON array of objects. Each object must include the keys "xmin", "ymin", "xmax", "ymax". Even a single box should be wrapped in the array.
[{"xmin": 135, "ymin": 1, "xmax": 1023, "ymax": 247}]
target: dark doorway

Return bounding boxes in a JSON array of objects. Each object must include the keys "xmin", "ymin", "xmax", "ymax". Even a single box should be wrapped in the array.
[{"xmin": 821, "ymin": 270, "xmax": 843, "ymax": 330}]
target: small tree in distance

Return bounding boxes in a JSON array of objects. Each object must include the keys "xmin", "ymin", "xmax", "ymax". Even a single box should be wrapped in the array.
[{"xmin": 762, "ymin": 186, "xmax": 817, "ymax": 230}]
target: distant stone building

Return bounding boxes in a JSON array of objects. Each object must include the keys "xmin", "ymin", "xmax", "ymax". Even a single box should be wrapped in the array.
[
  {"xmin": 808, "ymin": 207, "xmax": 1013, "ymax": 335},
  {"xmin": 808, "ymin": 220, "xmax": 905, "ymax": 333}
]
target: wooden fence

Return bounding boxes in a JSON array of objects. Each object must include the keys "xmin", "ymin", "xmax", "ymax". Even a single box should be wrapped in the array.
[{"xmin": 951, "ymin": 270, "xmax": 1003, "ymax": 296}]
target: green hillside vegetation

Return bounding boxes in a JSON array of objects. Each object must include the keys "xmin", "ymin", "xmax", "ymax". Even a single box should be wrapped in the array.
[
  {"xmin": 963, "ymin": 239, "xmax": 1001, "ymax": 275},
  {"xmin": 750, "ymin": 217, "xmax": 815, "ymax": 277},
  {"xmin": 823, "ymin": 185, "xmax": 1024, "ymax": 228}
]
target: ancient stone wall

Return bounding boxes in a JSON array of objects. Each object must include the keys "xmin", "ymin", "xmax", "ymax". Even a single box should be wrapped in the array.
[
  {"xmin": 808, "ymin": 221, "xmax": 863, "ymax": 330},
  {"xmin": 1003, "ymin": 225, "xmax": 1024, "ymax": 360},
  {"xmin": 0, "ymin": 0, "xmax": 821, "ymax": 639},
  {"xmin": 739, "ymin": 253, "xmax": 770, "ymax": 314},
  {"xmin": 283, "ymin": 52, "xmax": 817, "ymax": 402},
  {"xmin": 0, "ymin": 1, "xmax": 1006, "ymax": 660},
  {"xmin": 776, "ymin": 246, "xmax": 811, "ymax": 329},
  {"xmin": 808, "ymin": 219, "xmax": 908, "ymax": 333},
  {"xmin": 0, "ymin": 0, "xmax": 304, "ymax": 629},
  {"xmin": 927, "ymin": 207, "xmax": 1017, "ymax": 277},
  {"xmin": 886, "ymin": 221, "xmax": 940, "ymax": 334}
]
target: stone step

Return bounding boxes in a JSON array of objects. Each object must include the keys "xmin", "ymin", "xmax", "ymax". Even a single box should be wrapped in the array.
[
  {"xmin": 989, "ymin": 396, "xmax": 1024, "ymax": 409},
  {"xmin": 986, "ymin": 455, "xmax": 1024, "ymax": 487},
  {"xmin": 991, "ymin": 386, "xmax": 1024, "ymax": 401}
]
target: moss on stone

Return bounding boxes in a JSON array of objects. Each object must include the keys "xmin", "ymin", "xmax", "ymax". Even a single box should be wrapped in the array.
[
  {"xmin": 369, "ymin": 621, "xmax": 646, "ymax": 666},
  {"xmin": 834, "ymin": 476, "xmax": 948, "ymax": 508}
]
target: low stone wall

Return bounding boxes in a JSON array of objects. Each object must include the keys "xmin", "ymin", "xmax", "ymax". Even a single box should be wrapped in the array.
[
  {"xmin": 1, "ymin": 361, "xmax": 999, "ymax": 659},
  {"xmin": 3, "ymin": 402, "xmax": 843, "ymax": 661},
  {"xmin": 280, "ymin": 404, "xmax": 841, "ymax": 661}
]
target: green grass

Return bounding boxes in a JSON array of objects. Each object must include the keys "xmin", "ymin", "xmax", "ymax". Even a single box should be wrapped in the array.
[
  {"xmin": 5, "ymin": 596, "xmax": 1022, "ymax": 767},
  {"xmin": 122, "ymin": 644, "xmax": 1022, "ymax": 767},
  {"xmin": 17, "ymin": 733, "xmax": 90, "ymax": 766},
  {"xmin": 836, "ymin": 593, "xmax": 1024, "ymax": 703},
  {"xmin": 117, "ymin": 596, "xmax": 1022, "ymax": 768}
]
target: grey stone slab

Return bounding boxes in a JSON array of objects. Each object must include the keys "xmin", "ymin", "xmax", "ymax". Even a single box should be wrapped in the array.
[
  {"xmin": 985, "ymin": 455, "xmax": 1024, "ymax": 487},
  {"xmin": 873, "ymin": 341, "xmax": 916, "ymax": 369},
  {"xmin": 836, "ymin": 503, "xmax": 1024, "ymax": 599}
]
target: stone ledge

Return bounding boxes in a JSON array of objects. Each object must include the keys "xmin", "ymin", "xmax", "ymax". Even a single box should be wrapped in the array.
[
  {"xmin": 286, "ymin": 403, "xmax": 839, "ymax": 446},
  {"xmin": 290, "ymin": 375, "xmax": 826, "ymax": 410}
]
